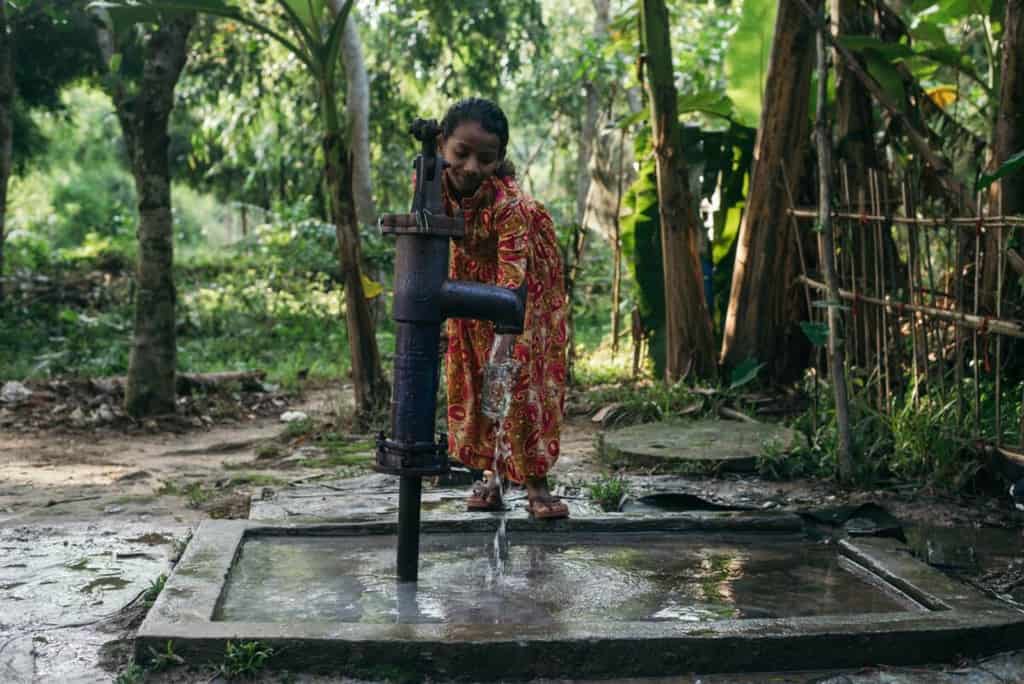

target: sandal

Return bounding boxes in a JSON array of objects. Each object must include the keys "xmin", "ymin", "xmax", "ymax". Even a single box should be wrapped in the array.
[
  {"xmin": 525, "ymin": 496, "xmax": 569, "ymax": 520},
  {"xmin": 466, "ymin": 471, "xmax": 505, "ymax": 512}
]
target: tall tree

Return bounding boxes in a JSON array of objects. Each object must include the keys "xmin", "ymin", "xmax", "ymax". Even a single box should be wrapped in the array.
[
  {"xmin": 112, "ymin": 0, "xmax": 389, "ymax": 421},
  {"xmin": 640, "ymin": 0, "xmax": 716, "ymax": 380},
  {"xmin": 94, "ymin": 9, "xmax": 195, "ymax": 416},
  {"xmin": 329, "ymin": 0, "xmax": 374, "ymax": 226},
  {"xmin": 576, "ymin": 0, "xmax": 609, "ymax": 223},
  {"xmin": 720, "ymin": 0, "xmax": 820, "ymax": 381},
  {"xmin": 0, "ymin": 0, "xmax": 12, "ymax": 304},
  {"xmin": 981, "ymin": 0, "xmax": 1023, "ymax": 311}
]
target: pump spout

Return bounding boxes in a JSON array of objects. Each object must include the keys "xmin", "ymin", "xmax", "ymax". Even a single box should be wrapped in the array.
[{"xmin": 439, "ymin": 280, "xmax": 527, "ymax": 335}]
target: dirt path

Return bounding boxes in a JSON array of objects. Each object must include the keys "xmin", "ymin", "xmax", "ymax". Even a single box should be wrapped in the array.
[{"xmin": 0, "ymin": 388, "xmax": 350, "ymax": 682}]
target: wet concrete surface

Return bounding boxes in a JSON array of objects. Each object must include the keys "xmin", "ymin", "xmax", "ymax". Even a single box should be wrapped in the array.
[
  {"xmin": 0, "ymin": 518, "xmax": 191, "ymax": 682},
  {"xmin": 217, "ymin": 532, "xmax": 911, "ymax": 624}
]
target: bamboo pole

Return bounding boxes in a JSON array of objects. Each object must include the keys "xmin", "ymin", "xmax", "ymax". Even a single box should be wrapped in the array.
[
  {"xmin": 796, "ymin": 277, "xmax": 1024, "ymax": 338},
  {"xmin": 995, "ymin": 192, "xmax": 1003, "ymax": 446},
  {"xmin": 610, "ymin": 127, "xmax": 626, "ymax": 356},
  {"xmin": 839, "ymin": 163, "xmax": 858, "ymax": 369},
  {"xmin": 787, "ymin": 208, "xmax": 1024, "ymax": 227},
  {"xmin": 872, "ymin": 171, "xmax": 892, "ymax": 411},
  {"xmin": 973, "ymin": 194, "xmax": 982, "ymax": 437},
  {"xmin": 955, "ymin": 208, "xmax": 965, "ymax": 425},
  {"xmin": 814, "ymin": 23, "xmax": 855, "ymax": 482}
]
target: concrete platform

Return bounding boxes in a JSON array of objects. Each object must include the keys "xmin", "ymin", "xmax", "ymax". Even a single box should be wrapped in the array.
[
  {"xmin": 136, "ymin": 513, "xmax": 1024, "ymax": 679},
  {"xmin": 599, "ymin": 420, "xmax": 800, "ymax": 472}
]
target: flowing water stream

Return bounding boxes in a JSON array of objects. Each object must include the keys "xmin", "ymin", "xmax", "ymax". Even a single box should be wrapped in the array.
[{"xmin": 481, "ymin": 342, "xmax": 519, "ymax": 583}]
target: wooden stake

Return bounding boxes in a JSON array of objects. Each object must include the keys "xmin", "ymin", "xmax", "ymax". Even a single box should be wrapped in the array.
[{"xmin": 815, "ymin": 22, "xmax": 855, "ymax": 482}]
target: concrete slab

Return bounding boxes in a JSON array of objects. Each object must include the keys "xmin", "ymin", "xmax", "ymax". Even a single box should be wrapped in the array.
[
  {"xmin": 599, "ymin": 420, "xmax": 800, "ymax": 472},
  {"xmin": 249, "ymin": 472, "xmax": 610, "ymax": 522},
  {"xmin": 136, "ymin": 514, "xmax": 1024, "ymax": 679}
]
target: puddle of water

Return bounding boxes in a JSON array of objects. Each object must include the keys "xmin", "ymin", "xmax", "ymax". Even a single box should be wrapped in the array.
[{"xmin": 215, "ymin": 532, "xmax": 915, "ymax": 624}]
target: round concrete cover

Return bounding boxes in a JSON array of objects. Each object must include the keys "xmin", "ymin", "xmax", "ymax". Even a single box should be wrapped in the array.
[{"xmin": 600, "ymin": 419, "xmax": 799, "ymax": 471}]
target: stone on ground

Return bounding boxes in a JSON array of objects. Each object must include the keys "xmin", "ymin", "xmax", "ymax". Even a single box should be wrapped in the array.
[{"xmin": 599, "ymin": 419, "xmax": 799, "ymax": 472}]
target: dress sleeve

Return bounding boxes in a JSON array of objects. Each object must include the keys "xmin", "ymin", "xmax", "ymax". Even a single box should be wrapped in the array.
[{"xmin": 495, "ymin": 202, "xmax": 528, "ymax": 289}]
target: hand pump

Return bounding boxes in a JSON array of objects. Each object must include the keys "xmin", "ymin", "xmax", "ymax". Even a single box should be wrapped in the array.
[{"xmin": 376, "ymin": 119, "xmax": 526, "ymax": 583}]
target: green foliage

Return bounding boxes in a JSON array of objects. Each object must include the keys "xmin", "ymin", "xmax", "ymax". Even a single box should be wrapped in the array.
[
  {"xmin": 584, "ymin": 380, "xmax": 714, "ymax": 427},
  {"xmin": 114, "ymin": 660, "xmax": 146, "ymax": 684},
  {"xmin": 9, "ymin": 2, "xmax": 104, "ymax": 167},
  {"xmin": 143, "ymin": 573, "xmax": 167, "ymax": 604},
  {"xmin": 977, "ymin": 148, "xmax": 1024, "ymax": 191},
  {"xmin": 724, "ymin": 0, "xmax": 778, "ymax": 126},
  {"xmin": 8, "ymin": 88, "xmax": 137, "ymax": 251},
  {"xmin": 800, "ymin": 321, "xmax": 830, "ymax": 347},
  {"xmin": 729, "ymin": 358, "xmax": 764, "ymax": 390},
  {"xmin": 620, "ymin": 133, "xmax": 666, "ymax": 378},
  {"xmin": 619, "ymin": 119, "xmax": 754, "ymax": 373},
  {"xmin": 147, "ymin": 640, "xmax": 185, "ymax": 672},
  {"xmin": 587, "ymin": 473, "xmax": 631, "ymax": 511},
  {"xmin": 2, "ymin": 191, "xmax": 391, "ymax": 385},
  {"xmin": 782, "ymin": 372, "xmax": 1007, "ymax": 488},
  {"xmin": 219, "ymin": 640, "xmax": 274, "ymax": 679}
]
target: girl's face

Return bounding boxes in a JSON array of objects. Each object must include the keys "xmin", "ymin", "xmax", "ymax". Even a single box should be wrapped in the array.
[{"xmin": 438, "ymin": 120, "xmax": 503, "ymax": 197}]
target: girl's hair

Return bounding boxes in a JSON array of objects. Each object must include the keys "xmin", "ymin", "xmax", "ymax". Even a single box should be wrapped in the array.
[{"xmin": 440, "ymin": 97, "xmax": 516, "ymax": 178}]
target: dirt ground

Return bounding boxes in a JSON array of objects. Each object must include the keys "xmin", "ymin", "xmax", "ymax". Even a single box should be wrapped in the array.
[{"xmin": 1, "ymin": 380, "xmax": 1022, "ymax": 683}]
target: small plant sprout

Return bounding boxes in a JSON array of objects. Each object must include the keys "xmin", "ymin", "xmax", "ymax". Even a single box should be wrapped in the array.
[
  {"xmin": 143, "ymin": 573, "xmax": 167, "ymax": 604},
  {"xmin": 219, "ymin": 640, "xmax": 274, "ymax": 679},
  {"xmin": 587, "ymin": 473, "xmax": 631, "ymax": 511},
  {"xmin": 147, "ymin": 640, "xmax": 185, "ymax": 672}
]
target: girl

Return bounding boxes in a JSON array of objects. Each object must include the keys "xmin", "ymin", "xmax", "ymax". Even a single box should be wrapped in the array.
[{"xmin": 439, "ymin": 97, "xmax": 569, "ymax": 519}]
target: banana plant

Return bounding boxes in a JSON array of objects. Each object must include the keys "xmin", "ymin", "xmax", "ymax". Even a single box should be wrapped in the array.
[{"xmin": 92, "ymin": 0, "xmax": 390, "ymax": 420}]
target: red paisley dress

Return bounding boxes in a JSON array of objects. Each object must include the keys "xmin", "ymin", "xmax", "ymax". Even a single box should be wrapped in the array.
[{"xmin": 443, "ymin": 173, "xmax": 567, "ymax": 484}]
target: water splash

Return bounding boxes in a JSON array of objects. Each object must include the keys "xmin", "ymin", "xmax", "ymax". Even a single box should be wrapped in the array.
[{"xmin": 481, "ymin": 340, "xmax": 518, "ymax": 584}]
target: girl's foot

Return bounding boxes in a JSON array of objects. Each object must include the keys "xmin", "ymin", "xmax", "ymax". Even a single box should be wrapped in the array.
[
  {"xmin": 467, "ymin": 470, "xmax": 505, "ymax": 511},
  {"xmin": 524, "ymin": 476, "xmax": 569, "ymax": 519}
]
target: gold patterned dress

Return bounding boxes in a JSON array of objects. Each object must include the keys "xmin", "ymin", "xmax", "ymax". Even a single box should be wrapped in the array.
[{"xmin": 443, "ymin": 173, "xmax": 567, "ymax": 484}]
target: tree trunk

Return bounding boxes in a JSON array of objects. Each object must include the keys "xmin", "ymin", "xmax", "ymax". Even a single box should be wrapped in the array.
[
  {"xmin": 102, "ymin": 16, "xmax": 194, "ymax": 418},
  {"xmin": 329, "ymin": 1, "xmax": 376, "ymax": 226},
  {"xmin": 832, "ymin": 0, "xmax": 878, "ymax": 182},
  {"xmin": 641, "ymin": 0, "xmax": 717, "ymax": 381},
  {"xmin": 0, "ymin": 1, "xmax": 12, "ymax": 304},
  {"xmin": 981, "ymin": 0, "xmax": 1023, "ymax": 313},
  {"xmin": 720, "ymin": 0, "xmax": 820, "ymax": 381},
  {"xmin": 322, "ymin": 89, "xmax": 388, "ymax": 424},
  {"xmin": 574, "ymin": 0, "xmax": 609, "ymax": 225}
]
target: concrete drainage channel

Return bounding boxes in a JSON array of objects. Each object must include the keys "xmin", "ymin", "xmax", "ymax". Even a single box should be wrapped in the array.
[{"xmin": 137, "ymin": 513, "xmax": 1024, "ymax": 679}]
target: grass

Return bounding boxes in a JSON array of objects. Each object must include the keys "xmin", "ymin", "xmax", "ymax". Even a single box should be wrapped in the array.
[
  {"xmin": 298, "ymin": 438, "xmax": 374, "ymax": 468},
  {"xmin": 224, "ymin": 473, "xmax": 287, "ymax": 487},
  {"xmin": 147, "ymin": 640, "xmax": 185, "ymax": 672},
  {"xmin": 143, "ymin": 574, "xmax": 167, "ymax": 604},
  {"xmin": 219, "ymin": 640, "xmax": 274, "ymax": 679},
  {"xmin": 587, "ymin": 473, "xmax": 631, "ymax": 511},
  {"xmin": 114, "ymin": 660, "xmax": 145, "ymax": 684}
]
